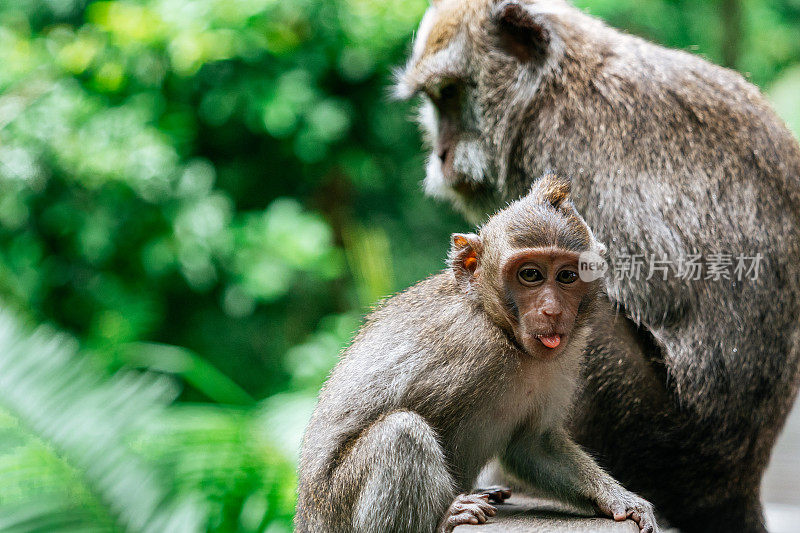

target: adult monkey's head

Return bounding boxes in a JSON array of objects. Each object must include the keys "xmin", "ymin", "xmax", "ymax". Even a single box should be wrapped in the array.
[{"xmin": 396, "ymin": 0, "xmax": 573, "ymax": 221}]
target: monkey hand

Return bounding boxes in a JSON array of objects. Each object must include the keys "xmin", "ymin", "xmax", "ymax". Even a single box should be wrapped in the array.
[
  {"xmin": 440, "ymin": 493, "xmax": 497, "ymax": 532},
  {"xmin": 473, "ymin": 485, "xmax": 512, "ymax": 503},
  {"xmin": 596, "ymin": 489, "xmax": 658, "ymax": 533}
]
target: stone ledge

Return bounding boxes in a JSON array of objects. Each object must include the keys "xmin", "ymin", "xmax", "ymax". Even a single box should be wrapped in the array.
[{"xmin": 454, "ymin": 495, "xmax": 638, "ymax": 532}]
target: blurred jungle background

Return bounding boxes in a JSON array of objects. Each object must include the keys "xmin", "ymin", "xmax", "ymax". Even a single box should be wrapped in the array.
[{"xmin": 0, "ymin": 0, "xmax": 798, "ymax": 531}]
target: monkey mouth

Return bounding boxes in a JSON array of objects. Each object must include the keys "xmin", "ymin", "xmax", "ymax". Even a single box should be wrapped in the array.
[
  {"xmin": 535, "ymin": 334, "xmax": 562, "ymax": 349},
  {"xmin": 448, "ymin": 178, "xmax": 498, "ymax": 208},
  {"xmin": 450, "ymin": 176, "xmax": 488, "ymax": 198}
]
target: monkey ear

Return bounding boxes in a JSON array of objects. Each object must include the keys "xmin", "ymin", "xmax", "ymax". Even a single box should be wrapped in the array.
[
  {"xmin": 449, "ymin": 233, "xmax": 482, "ymax": 289},
  {"xmin": 526, "ymin": 173, "xmax": 572, "ymax": 210},
  {"xmin": 492, "ymin": 1, "xmax": 551, "ymax": 62}
]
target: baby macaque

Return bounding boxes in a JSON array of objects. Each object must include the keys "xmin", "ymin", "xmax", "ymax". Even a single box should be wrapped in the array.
[{"xmin": 295, "ymin": 173, "xmax": 657, "ymax": 533}]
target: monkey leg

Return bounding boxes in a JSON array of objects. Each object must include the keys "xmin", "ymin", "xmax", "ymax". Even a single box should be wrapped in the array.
[{"xmin": 336, "ymin": 410, "xmax": 461, "ymax": 533}]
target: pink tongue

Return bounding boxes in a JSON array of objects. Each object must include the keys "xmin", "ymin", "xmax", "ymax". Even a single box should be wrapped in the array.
[{"xmin": 539, "ymin": 335, "xmax": 561, "ymax": 349}]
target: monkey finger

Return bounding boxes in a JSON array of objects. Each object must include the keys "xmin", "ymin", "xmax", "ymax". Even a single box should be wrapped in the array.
[
  {"xmin": 634, "ymin": 510, "xmax": 657, "ymax": 533},
  {"xmin": 451, "ymin": 501, "xmax": 482, "ymax": 516},
  {"xmin": 610, "ymin": 503, "xmax": 630, "ymax": 521},
  {"xmin": 451, "ymin": 508, "xmax": 489, "ymax": 525},
  {"xmin": 465, "ymin": 494, "xmax": 496, "ymax": 515},
  {"xmin": 463, "ymin": 504, "xmax": 489, "ymax": 521},
  {"xmin": 447, "ymin": 512, "xmax": 480, "ymax": 528},
  {"xmin": 476, "ymin": 485, "xmax": 512, "ymax": 503},
  {"xmin": 475, "ymin": 501, "xmax": 497, "ymax": 516},
  {"xmin": 486, "ymin": 489, "xmax": 511, "ymax": 503}
]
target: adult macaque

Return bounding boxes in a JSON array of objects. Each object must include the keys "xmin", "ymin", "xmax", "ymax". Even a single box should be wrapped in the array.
[
  {"xmin": 397, "ymin": 1, "xmax": 800, "ymax": 532},
  {"xmin": 295, "ymin": 174, "xmax": 657, "ymax": 533}
]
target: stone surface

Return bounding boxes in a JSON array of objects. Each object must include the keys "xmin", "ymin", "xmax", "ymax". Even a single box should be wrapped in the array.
[
  {"xmin": 763, "ymin": 398, "xmax": 800, "ymax": 507},
  {"xmin": 453, "ymin": 495, "xmax": 638, "ymax": 533},
  {"xmin": 763, "ymin": 397, "xmax": 800, "ymax": 533}
]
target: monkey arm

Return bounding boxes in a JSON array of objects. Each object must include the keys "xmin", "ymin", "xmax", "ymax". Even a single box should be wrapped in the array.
[{"xmin": 501, "ymin": 425, "xmax": 658, "ymax": 533}]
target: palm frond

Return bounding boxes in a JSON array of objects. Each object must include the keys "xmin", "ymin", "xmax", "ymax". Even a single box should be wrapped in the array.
[{"xmin": 0, "ymin": 309, "xmax": 206, "ymax": 533}]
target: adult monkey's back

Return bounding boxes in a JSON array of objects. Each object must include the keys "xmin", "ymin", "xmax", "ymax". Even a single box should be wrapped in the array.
[{"xmin": 397, "ymin": 1, "xmax": 800, "ymax": 531}]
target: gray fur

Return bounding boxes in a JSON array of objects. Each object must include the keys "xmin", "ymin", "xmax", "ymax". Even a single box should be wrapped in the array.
[
  {"xmin": 400, "ymin": 1, "xmax": 800, "ymax": 531},
  {"xmin": 295, "ymin": 181, "xmax": 657, "ymax": 532}
]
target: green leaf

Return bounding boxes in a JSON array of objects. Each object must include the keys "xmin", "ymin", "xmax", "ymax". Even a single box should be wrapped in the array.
[
  {"xmin": 0, "ymin": 309, "xmax": 206, "ymax": 532},
  {"xmin": 119, "ymin": 342, "xmax": 256, "ymax": 406}
]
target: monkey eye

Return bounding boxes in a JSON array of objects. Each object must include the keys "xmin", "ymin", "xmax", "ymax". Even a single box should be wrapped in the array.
[
  {"xmin": 556, "ymin": 270, "xmax": 579, "ymax": 284},
  {"xmin": 427, "ymin": 81, "xmax": 460, "ymax": 108},
  {"xmin": 518, "ymin": 267, "xmax": 544, "ymax": 284},
  {"xmin": 439, "ymin": 83, "xmax": 458, "ymax": 102}
]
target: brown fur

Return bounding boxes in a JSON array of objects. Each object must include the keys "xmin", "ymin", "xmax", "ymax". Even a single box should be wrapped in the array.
[{"xmin": 424, "ymin": 16, "xmax": 460, "ymax": 56}]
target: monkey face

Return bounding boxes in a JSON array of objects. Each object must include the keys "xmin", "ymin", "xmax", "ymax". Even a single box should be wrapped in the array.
[
  {"xmin": 417, "ymin": 81, "xmax": 500, "ymax": 221},
  {"xmin": 395, "ymin": 0, "xmax": 500, "ymax": 220},
  {"xmin": 500, "ymin": 248, "xmax": 589, "ymax": 358},
  {"xmin": 397, "ymin": 0, "xmax": 563, "ymax": 221},
  {"xmin": 449, "ymin": 173, "xmax": 603, "ymax": 358}
]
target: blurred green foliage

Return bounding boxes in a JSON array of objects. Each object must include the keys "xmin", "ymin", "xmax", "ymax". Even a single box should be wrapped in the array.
[{"xmin": 0, "ymin": 0, "xmax": 797, "ymax": 531}]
